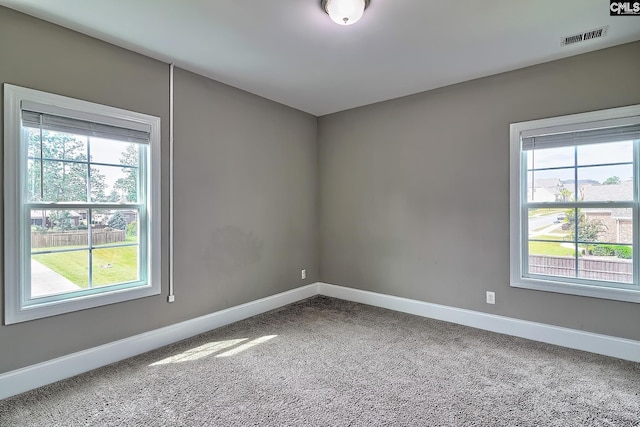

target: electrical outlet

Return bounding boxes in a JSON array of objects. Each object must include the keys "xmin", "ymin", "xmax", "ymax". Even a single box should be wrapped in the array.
[
  {"xmin": 301, "ymin": 269, "xmax": 306, "ymax": 279},
  {"xmin": 486, "ymin": 291, "xmax": 495, "ymax": 305}
]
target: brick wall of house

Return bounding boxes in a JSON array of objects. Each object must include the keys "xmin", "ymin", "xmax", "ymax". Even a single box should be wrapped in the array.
[
  {"xmin": 619, "ymin": 219, "xmax": 633, "ymax": 244},
  {"xmin": 585, "ymin": 212, "xmax": 632, "ymax": 244}
]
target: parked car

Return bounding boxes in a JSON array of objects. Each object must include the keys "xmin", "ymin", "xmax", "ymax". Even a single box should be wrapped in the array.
[{"xmin": 554, "ymin": 212, "xmax": 567, "ymax": 223}]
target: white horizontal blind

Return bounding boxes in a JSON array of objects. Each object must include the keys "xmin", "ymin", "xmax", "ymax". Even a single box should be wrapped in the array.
[
  {"xmin": 21, "ymin": 101, "xmax": 151, "ymax": 144},
  {"xmin": 522, "ymin": 123, "xmax": 640, "ymax": 151}
]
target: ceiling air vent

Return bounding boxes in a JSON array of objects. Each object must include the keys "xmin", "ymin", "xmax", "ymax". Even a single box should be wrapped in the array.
[{"xmin": 561, "ymin": 26, "xmax": 608, "ymax": 47}]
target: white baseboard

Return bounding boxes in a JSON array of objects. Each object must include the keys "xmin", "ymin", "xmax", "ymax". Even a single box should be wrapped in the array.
[
  {"xmin": 0, "ymin": 283, "xmax": 319, "ymax": 401},
  {"xmin": 318, "ymin": 282, "xmax": 640, "ymax": 363},
  {"xmin": 3, "ymin": 281, "xmax": 638, "ymax": 401}
]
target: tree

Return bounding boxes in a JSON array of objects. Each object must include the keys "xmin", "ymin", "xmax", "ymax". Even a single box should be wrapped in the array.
[
  {"xmin": 90, "ymin": 167, "xmax": 108, "ymax": 202},
  {"xmin": 126, "ymin": 221, "xmax": 137, "ymax": 238},
  {"xmin": 113, "ymin": 144, "xmax": 139, "ymax": 202},
  {"xmin": 27, "ymin": 130, "xmax": 108, "ymax": 205},
  {"xmin": 603, "ymin": 176, "xmax": 620, "ymax": 185},
  {"xmin": 49, "ymin": 210, "xmax": 74, "ymax": 231},
  {"xmin": 559, "ymin": 188, "xmax": 572, "ymax": 202},
  {"xmin": 107, "ymin": 188, "xmax": 122, "ymax": 203},
  {"xmin": 564, "ymin": 209, "xmax": 607, "ymax": 254},
  {"xmin": 108, "ymin": 211, "xmax": 127, "ymax": 230}
]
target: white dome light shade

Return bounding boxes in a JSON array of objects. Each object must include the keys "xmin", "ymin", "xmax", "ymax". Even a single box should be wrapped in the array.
[{"xmin": 323, "ymin": 0, "xmax": 368, "ymax": 26}]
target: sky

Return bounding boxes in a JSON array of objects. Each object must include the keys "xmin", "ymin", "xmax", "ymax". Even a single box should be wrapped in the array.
[
  {"xmin": 88, "ymin": 137, "xmax": 138, "ymax": 194},
  {"xmin": 527, "ymin": 140, "xmax": 634, "ymax": 184}
]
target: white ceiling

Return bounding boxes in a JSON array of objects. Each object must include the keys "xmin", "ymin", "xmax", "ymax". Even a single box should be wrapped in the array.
[{"xmin": 1, "ymin": 0, "xmax": 639, "ymax": 116}]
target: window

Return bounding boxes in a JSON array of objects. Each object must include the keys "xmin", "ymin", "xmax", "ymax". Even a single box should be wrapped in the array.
[
  {"xmin": 510, "ymin": 104, "xmax": 640, "ymax": 303},
  {"xmin": 4, "ymin": 84, "xmax": 161, "ymax": 324}
]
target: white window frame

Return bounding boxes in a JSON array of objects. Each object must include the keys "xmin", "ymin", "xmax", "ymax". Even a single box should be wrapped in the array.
[
  {"xmin": 510, "ymin": 104, "xmax": 640, "ymax": 303},
  {"xmin": 4, "ymin": 84, "xmax": 161, "ymax": 324}
]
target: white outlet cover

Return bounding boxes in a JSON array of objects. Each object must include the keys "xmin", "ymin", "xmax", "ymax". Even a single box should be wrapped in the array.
[{"xmin": 486, "ymin": 292, "xmax": 496, "ymax": 304}]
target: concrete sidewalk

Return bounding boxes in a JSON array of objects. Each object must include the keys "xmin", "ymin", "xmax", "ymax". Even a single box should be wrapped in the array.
[{"xmin": 31, "ymin": 259, "xmax": 81, "ymax": 297}]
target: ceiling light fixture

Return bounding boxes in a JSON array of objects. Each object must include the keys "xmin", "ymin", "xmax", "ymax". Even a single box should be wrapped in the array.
[{"xmin": 321, "ymin": 0, "xmax": 370, "ymax": 26}]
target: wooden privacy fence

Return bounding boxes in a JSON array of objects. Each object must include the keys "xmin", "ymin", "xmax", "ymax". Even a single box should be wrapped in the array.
[
  {"xmin": 31, "ymin": 230, "xmax": 125, "ymax": 248},
  {"xmin": 529, "ymin": 255, "xmax": 633, "ymax": 283}
]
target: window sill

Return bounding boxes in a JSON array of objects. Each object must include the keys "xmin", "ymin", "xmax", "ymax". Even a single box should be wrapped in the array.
[
  {"xmin": 5, "ymin": 283, "xmax": 160, "ymax": 325},
  {"xmin": 510, "ymin": 276, "xmax": 640, "ymax": 303}
]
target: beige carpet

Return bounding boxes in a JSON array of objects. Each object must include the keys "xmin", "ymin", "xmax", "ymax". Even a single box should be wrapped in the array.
[{"xmin": 1, "ymin": 296, "xmax": 639, "ymax": 426}]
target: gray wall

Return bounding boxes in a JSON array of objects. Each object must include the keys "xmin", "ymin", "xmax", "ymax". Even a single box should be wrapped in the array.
[
  {"xmin": 171, "ymin": 68, "xmax": 318, "ymax": 317},
  {"xmin": 0, "ymin": 7, "xmax": 318, "ymax": 373},
  {"xmin": 319, "ymin": 41, "xmax": 640, "ymax": 341}
]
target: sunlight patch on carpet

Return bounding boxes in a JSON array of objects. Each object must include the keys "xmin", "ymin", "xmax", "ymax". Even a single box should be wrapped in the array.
[
  {"xmin": 216, "ymin": 335, "xmax": 278, "ymax": 358},
  {"xmin": 149, "ymin": 335, "xmax": 279, "ymax": 365},
  {"xmin": 149, "ymin": 338, "xmax": 247, "ymax": 365}
]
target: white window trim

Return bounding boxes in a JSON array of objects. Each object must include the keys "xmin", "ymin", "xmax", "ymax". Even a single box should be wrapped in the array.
[
  {"xmin": 4, "ymin": 84, "xmax": 162, "ymax": 324},
  {"xmin": 510, "ymin": 104, "xmax": 640, "ymax": 303}
]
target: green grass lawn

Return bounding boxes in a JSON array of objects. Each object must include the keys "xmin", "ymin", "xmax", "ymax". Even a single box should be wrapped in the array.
[
  {"xmin": 529, "ymin": 241, "xmax": 576, "ymax": 256},
  {"xmin": 533, "ymin": 234, "xmax": 567, "ymax": 241},
  {"xmin": 528, "ymin": 231, "xmax": 580, "ymax": 257},
  {"xmin": 33, "ymin": 246, "xmax": 138, "ymax": 288},
  {"xmin": 33, "ymin": 235, "xmax": 138, "ymax": 252},
  {"xmin": 528, "ymin": 208, "xmax": 566, "ymax": 217}
]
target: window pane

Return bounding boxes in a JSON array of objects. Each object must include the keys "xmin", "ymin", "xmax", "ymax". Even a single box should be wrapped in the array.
[
  {"xmin": 578, "ymin": 208, "xmax": 632, "ymax": 244},
  {"xmin": 92, "ymin": 209, "xmax": 138, "ymax": 244},
  {"xmin": 30, "ymin": 209, "xmax": 88, "ymax": 250},
  {"xmin": 530, "ymin": 206, "xmax": 577, "ymax": 255},
  {"xmin": 122, "ymin": 210, "xmax": 139, "ymax": 244},
  {"xmin": 91, "ymin": 228, "xmax": 126, "ymax": 247},
  {"xmin": 31, "ymin": 250, "xmax": 89, "ymax": 297},
  {"xmin": 91, "ymin": 246, "xmax": 139, "ymax": 287},
  {"xmin": 526, "ymin": 169, "xmax": 574, "ymax": 202},
  {"xmin": 27, "ymin": 159, "xmax": 42, "ymax": 202},
  {"xmin": 578, "ymin": 254, "xmax": 632, "ymax": 284},
  {"xmin": 91, "ymin": 164, "xmax": 138, "ymax": 203},
  {"xmin": 535, "ymin": 208, "xmax": 635, "ymax": 284},
  {"xmin": 528, "ymin": 244, "xmax": 577, "ymax": 278},
  {"xmin": 90, "ymin": 139, "xmax": 139, "ymax": 167},
  {"xmin": 529, "ymin": 146, "xmax": 574, "ymax": 170},
  {"xmin": 577, "ymin": 141, "xmax": 633, "ymax": 166},
  {"xmin": 527, "ymin": 208, "xmax": 569, "ymax": 239},
  {"xmin": 92, "ymin": 209, "xmax": 125, "ymax": 246},
  {"xmin": 41, "ymin": 131, "xmax": 87, "ymax": 161},
  {"xmin": 27, "ymin": 129, "xmax": 41, "ymax": 159},
  {"xmin": 577, "ymin": 167, "xmax": 633, "ymax": 201},
  {"xmin": 28, "ymin": 129, "xmax": 88, "ymax": 162},
  {"xmin": 41, "ymin": 160, "xmax": 88, "ymax": 202}
]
